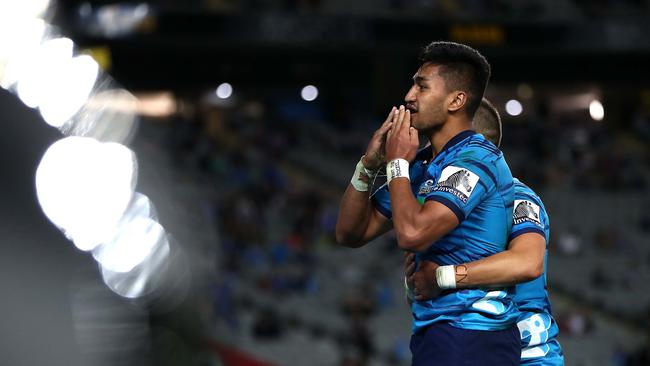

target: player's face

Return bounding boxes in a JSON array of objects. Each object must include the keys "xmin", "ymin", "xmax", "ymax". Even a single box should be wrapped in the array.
[{"xmin": 404, "ymin": 63, "xmax": 450, "ymax": 132}]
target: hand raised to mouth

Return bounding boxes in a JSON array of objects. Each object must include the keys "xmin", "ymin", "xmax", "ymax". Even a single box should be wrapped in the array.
[{"xmin": 386, "ymin": 105, "xmax": 418, "ymax": 164}]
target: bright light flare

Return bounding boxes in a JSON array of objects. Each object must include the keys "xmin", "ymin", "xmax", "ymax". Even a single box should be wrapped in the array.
[
  {"xmin": 70, "ymin": 88, "xmax": 139, "ymax": 144},
  {"xmin": 0, "ymin": 0, "xmax": 51, "ymax": 21},
  {"xmin": 128, "ymin": 192, "xmax": 158, "ymax": 221},
  {"xmin": 11, "ymin": 38, "xmax": 101, "ymax": 127},
  {"xmin": 505, "ymin": 99, "xmax": 523, "ymax": 116},
  {"xmin": 93, "ymin": 217, "xmax": 167, "ymax": 273},
  {"xmin": 10, "ymin": 37, "xmax": 99, "ymax": 126},
  {"xmin": 100, "ymin": 236, "xmax": 170, "ymax": 298},
  {"xmin": 215, "ymin": 83, "xmax": 232, "ymax": 99},
  {"xmin": 39, "ymin": 55, "xmax": 99, "ymax": 127},
  {"xmin": 135, "ymin": 91, "xmax": 177, "ymax": 117},
  {"xmin": 133, "ymin": 3, "xmax": 150, "ymax": 19},
  {"xmin": 35, "ymin": 137, "xmax": 137, "ymax": 251},
  {"xmin": 16, "ymin": 37, "xmax": 74, "ymax": 108},
  {"xmin": 0, "ymin": 18, "xmax": 47, "ymax": 88},
  {"xmin": 301, "ymin": 85, "xmax": 318, "ymax": 101},
  {"xmin": 589, "ymin": 100, "xmax": 604, "ymax": 121}
]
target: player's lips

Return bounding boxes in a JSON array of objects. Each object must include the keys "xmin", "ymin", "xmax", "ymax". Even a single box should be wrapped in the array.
[{"xmin": 406, "ymin": 105, "xmax": 418, "ymax": 113}]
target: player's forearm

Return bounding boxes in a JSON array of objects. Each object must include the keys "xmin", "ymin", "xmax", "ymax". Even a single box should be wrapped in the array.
[
  {"xmin": 389, "ymin": 179, "xmax": 438, "ymax": 252},
  {"xmin": 335, "ymin": 184, "xmax": 374, "ymax": 247},
  {"xmin": 455, "ymin": 248, "xmax": 542, "ymax": 288}
]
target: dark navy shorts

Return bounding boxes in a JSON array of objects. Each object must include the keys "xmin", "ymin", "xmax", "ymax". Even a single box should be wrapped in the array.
[{"xmin": 410, "ymin": 322, "xmax": 520, "ymax": 366}]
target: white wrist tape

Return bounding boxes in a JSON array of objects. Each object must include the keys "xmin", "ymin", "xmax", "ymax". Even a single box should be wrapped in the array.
[
  {"xmin": 350, "ymin": 157, "xmax": 379, "ymax": 192},
  {"xmin": 436, "ymin": 265, "xmax": 457, "ymax": 289},
  {"xmin": 386, "ymin": 159, "xmax": 410, "ymax": 184}
]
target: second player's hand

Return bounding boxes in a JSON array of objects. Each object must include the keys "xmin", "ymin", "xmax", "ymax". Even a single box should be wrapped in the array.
[
  {"xmin": 409, "ymin": 260, "xmax": 442, "ymax": 301},
  {"xmin": 404, "ymin": 252, "xmax": 416, "ymax": 294},
  {"xmin": 385, "ymin": 105, "xmax": 418, "ymax": 163},
  {"xmin": 362, "ymin": 107, "xmax": 396, "ymax": 170}
]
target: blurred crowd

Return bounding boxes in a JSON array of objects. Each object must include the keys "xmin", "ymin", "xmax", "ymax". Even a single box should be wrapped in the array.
[{"xmin": 502, "ymin": 104, "xmax": 650, "ymax": 191}]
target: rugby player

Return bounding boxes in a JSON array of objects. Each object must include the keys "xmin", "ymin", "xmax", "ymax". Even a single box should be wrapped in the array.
[{"xmin": 336, "ymin": 41, "xmax": 519, "ymax": 365}]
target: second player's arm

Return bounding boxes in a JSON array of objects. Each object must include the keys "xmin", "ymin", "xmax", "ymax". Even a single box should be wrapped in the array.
[
  {"xmin": 407, "ymin": 232, "xmax": 545, "ymax": 301},
  {"xmin": 452, "ymin": 232, "xmax": 545, "ymax": 287}
]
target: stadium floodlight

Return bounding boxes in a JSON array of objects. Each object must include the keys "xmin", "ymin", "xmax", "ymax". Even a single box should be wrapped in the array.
[
  {"xmin": 216, "ymin": 82, "xmax": 233, "ymax": 99},
  {"xmin": 35, "ymin": 137, "xmax": 137, "ymax": 251},
  {"xmin": 589, "ymin": 100, "xmax": 604, "ymax": 121},
  {"xmin": 301, "ymin": 85, "xmax": 318, "ymax": 101},
  {"xmin": 505, "ymin": 99, "xmax": 523, "ymax": 116}
]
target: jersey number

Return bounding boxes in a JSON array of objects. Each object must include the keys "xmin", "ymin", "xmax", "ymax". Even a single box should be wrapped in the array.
[{"xmin": 518, "ymin": 313, "xmax": 551, "ymax": 359}]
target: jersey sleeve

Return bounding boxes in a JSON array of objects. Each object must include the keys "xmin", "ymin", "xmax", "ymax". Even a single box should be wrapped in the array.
[
  {"xmin": 509, "ymin": 194, "xmax": 547, "ymax": 241},
  {"xmin": 370, "ymin": 183, "xmax": 392, "ymax": 219},
  {"xmin": 422, "ymin": 159, "xmax": 497, "ymax": 223}
]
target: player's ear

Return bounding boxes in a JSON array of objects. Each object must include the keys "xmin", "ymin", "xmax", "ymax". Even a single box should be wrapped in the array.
[{"xmin": 447, "ymin": 91, "xmax": 467, "ymax": 113}]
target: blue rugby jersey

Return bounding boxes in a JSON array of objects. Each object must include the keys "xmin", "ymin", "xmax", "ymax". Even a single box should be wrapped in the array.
[
  {"xmin": 511, "ymin": 179, "xmax": 564, "ymax": 365},
  {"xmin": 373, "ymin": 130, "xmax": 518, "ymax": 332}
]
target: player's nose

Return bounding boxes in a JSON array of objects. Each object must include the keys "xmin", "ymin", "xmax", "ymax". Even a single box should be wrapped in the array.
[{"xmin": 404, "ymin": 85, "xmax": 417, "ymax": 104}]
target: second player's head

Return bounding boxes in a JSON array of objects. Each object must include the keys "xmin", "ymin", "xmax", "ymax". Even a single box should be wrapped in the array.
[
  {"xmin": 405, "ymin": 41, "xmax": 491, "ymax": 131},
  {"xmin": 473, "ymin": 98, "xmax": 502, "ymax": 147}
]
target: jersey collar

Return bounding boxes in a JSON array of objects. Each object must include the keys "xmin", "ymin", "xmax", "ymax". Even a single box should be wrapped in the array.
[{"xmin": 439, "ymin": 130, "xmax": 476, "ymax": 155}]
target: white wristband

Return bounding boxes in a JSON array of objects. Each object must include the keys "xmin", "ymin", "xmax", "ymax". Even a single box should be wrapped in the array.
[
  {"xmin": 436, "ymin": 265, "xmax": 457, "ymax": 289},
  {"xmin": 386, "ymin": 159, "xmax": 410, "ymax": 184},
  {"xmin": 351, "ymin": 157, "xmax": 378, "ymax": 192}
]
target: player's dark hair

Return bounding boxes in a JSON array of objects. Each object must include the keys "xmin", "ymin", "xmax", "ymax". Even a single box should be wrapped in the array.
[
  {"xmin": 419, "ymin": 41, "xmax": 491, "ymax": 118},
  {"xmin": 473, "ymin": 98, "xmax": 502, "ymax": 147}
]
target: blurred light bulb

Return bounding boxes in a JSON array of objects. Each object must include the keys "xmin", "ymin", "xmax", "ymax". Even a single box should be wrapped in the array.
[
  {"xmin": 215, "ymin": 83, "xmax": 232, "ymax": 99},
  {"xmin": 301, "ymin": 85, "xmax": 318, "ymax": 101},
  {"xmin": 589, "ymin": 100, "xmax": 604, "ymax": 121},
  {"xmin": 505, "ymin": 99, "xmax": 523, "ymax": 116}
]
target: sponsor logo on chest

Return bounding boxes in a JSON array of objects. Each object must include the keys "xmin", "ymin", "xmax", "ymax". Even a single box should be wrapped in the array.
[{"xmin": 431, "ymin": 166, "xmax": 480, "ymax": 204}]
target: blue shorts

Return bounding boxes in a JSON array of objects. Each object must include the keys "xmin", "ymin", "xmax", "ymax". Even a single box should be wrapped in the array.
[{"xmin": 410, "ymin": 322, "xmax": 520, "ymax": 366}]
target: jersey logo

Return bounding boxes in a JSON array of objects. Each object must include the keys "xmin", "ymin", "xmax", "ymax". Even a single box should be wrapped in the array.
[
  {"xmin": 513, "ymin": 200, "xmax": 542, "ymax": 227},
  {"xmin": 432, "ymin": 166, "xmax": 480, "ymax": 203},
  {"xmin": 417, "ymin": 179, "xmax": 435, "ymax": 195}
]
